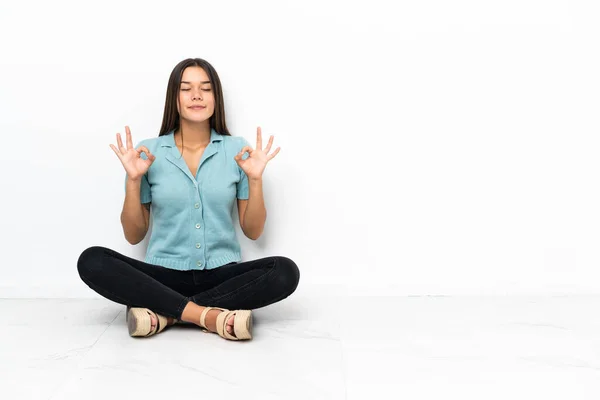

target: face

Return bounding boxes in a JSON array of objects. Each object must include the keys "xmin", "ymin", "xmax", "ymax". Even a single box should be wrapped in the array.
[{"xmin": 177, "ymin": 66, "xmax": 215, "ymax": 124}]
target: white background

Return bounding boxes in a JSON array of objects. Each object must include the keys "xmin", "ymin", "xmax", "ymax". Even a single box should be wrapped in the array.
[{"xmin": 0, "ymin": 0, "xmax": 598, "ymax": 297}]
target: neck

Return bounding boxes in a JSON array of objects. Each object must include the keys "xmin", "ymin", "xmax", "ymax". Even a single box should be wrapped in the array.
[{"xmin": 175, "ymin": 119, "xmax": 211, "ymax": 148}]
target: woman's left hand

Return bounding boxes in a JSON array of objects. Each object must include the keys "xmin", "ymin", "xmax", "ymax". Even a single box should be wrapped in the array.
[{"xmin": 235, "ymin": 127, "xmax": 280, "ymax": 180}]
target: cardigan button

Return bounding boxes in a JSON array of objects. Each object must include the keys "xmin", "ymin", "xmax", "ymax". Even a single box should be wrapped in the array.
[
  {"xmin": 195, "ymin": 223, "xmax": 201, "ymax": 229},
  {"xmin": 197, "ymin": 261, "xmax": 202, "ymax": 267}
]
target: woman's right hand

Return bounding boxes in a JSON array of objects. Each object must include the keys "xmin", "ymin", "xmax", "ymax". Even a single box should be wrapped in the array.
[{"xmin": 109, "ymin": 126, "xmax": 156, "ymax": 181}]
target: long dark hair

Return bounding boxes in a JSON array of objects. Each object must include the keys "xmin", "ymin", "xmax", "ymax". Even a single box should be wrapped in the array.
[{"xmin": 158, "ymin": 58, "xmax": 231, "ymax": 152}]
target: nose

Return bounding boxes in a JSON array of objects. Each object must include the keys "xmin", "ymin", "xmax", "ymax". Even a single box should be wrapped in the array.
[{"xmin": 192, "ymin": 88, "xmax": 203, "ymax": 101}]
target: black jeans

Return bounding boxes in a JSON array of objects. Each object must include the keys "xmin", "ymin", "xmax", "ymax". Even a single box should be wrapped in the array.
[{"xmin": 77, "ymin": 246, "xmax": 300, "ymax": 320}]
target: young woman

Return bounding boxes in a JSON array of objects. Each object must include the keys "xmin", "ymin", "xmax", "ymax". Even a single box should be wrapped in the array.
[{"xmin": 77, "ymin": 58, "xmax": 300, "ymax": 340}]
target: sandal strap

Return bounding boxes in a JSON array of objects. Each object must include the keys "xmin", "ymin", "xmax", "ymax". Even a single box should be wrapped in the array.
[
  {"xmin": 199, "ymin": 307, "xmax": 211, "ymax": 329},
  {"xmin": 199, "ymin": 306, "xmax": 226, "ymax": 331},
  {"xmin": 216, "ymin": 309, "xmax": 238, "ymax": 340},
  {"xmin": 144, "ymin": 310, "xmax": 160, "ymax": 337},
  {"xmin": 155, "ymin": 313, "xmax": 169, "ymax": 334}
]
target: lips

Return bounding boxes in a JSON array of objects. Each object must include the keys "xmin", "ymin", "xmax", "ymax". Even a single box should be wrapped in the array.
[{"xmin": 189, "ymin": 106, "xmax": 206, "ymax": 110}]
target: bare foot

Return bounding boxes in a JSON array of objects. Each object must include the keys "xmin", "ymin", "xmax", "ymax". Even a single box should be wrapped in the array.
[
  {"xmin": 226, "ymin": 315, "xmax": 235, "ymax": 335},
  {"xmin": 204, "ymin": 309, "xmax": 236, "ymax": 337},
  {"xmin": 149, "ymin": 313, "xmax": 157, "ymax": 330},
  {"xmin": 148, "ymin": 313, "xmax": 175, "ymax": 331}
]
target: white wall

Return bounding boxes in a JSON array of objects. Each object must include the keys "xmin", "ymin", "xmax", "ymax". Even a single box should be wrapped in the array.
[{"xmin": 0, "ymin": 0, "xmax": 598, "ymax": 297}]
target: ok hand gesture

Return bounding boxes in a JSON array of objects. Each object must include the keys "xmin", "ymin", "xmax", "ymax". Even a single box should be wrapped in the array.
[
  {"xmin": 234, "ymin": 127, "xmax": 280, "ymax": 180},
  {"xmin": 109, "ymin": 126, "xmax": 156, "ymax": 181}
]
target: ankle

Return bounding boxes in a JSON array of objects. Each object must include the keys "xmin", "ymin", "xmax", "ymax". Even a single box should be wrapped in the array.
[
  {"xmin": 202, "ymin": 309, "xmax": 223, "ymax": 332},
  {"xmin": 180, "ymin": 302, "xmax": 221, "ymax": 330}
]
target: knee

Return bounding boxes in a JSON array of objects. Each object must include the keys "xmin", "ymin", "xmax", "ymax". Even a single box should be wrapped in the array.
[
  {"xmin": 77, "ymin": 246, "xmax": 106, "ymax": 280},
  {"xmin": 274, "ymin": 256, "xmax": 300, "ymax": 297}
]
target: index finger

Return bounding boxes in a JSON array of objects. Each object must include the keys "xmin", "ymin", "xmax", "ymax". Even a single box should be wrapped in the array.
[
  {"xmin": 137, "ymin": 145, "xmax": 155, "ymax": 161},
  {"xmin": 126, "ymin": 126, "xmax": 134, "ymax": 149}
]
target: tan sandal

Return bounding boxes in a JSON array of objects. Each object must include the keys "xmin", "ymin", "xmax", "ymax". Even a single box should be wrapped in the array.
[
  {"xmin": 126, "ymin": 306, "xmax": 176, "ymax": 337},
  {"xmin": 199, "ymin": 307, "xmax": 253, "ymax": 340}
]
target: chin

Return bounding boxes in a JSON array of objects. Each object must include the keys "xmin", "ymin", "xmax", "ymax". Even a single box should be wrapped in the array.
[{"xmin": 182, "ymin": 114, "xmax": 212, "ymax": 124}]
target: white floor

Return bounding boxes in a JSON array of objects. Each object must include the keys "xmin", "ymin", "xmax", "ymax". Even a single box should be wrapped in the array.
[{"xmin": 2, "ymin": 286, "xmax": 600, "ymax": 400}]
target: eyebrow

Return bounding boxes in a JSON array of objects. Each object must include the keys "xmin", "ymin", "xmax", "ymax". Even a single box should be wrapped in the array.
[{"xmin": 181, "ymin": 80, "xmax": 211, "ymax": 84}]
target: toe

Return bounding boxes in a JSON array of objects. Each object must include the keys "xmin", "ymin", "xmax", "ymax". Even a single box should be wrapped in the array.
[
  {"xmin": 226, "ymin": 315, "xmax": 235, "ymax": 335},
  {"xmin": 149, "ymin": 313, "xmax": 157, "ymax": 328}
]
